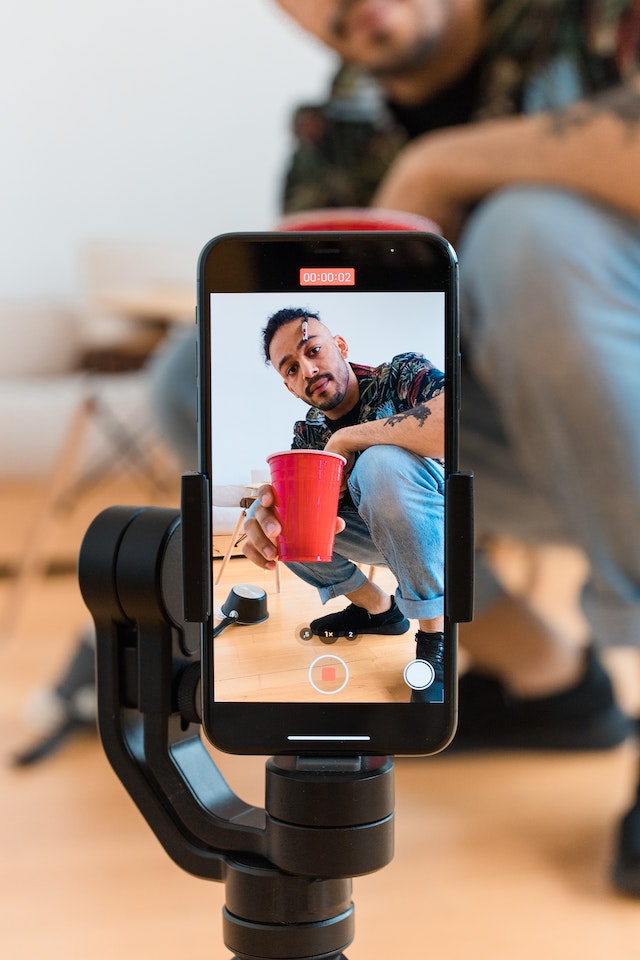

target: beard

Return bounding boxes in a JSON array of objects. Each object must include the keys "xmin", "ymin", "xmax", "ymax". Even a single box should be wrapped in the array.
[
  {"xmin": 332, "ymin": 0, "xmax": 442, "ymax": 79},
  {"xmin": 305, "ymin": 373, "xmax": 345, "ymax": 410},
  {"xmin": 366, "ymin": 33, "xmax": 440, "ymax": 79},
  {"xmin": 304, "ymin": 360, "xmax": 351, "ymax": 412}
]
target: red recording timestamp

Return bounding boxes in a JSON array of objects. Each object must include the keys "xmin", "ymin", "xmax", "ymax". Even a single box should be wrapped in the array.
[{"xmin": 299, "ymin": 268, "xmax": 356, "ymax": 286}]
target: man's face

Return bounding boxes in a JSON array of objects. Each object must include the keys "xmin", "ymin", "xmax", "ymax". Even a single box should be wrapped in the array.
[
  {"xmin": 274, "ymin": 0, "xmax": 450, "ymax": 78},
  {"xmin": 268, "ymin": 317, "xmax": 353, "ymax": 415}
]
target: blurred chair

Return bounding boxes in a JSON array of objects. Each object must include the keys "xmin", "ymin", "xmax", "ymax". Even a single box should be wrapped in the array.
[
  {"xmin": 0, "ymin": 240, "xmax": 196, "ymax": 641},
  {"xmin": 76, "ymin": 238, "xmax": 196, "ymax": 368}
]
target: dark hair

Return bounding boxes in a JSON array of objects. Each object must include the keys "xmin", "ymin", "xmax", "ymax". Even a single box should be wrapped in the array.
[{"xmin": 262, "ymin": 307, "xmax": 321, "ymax": 363}]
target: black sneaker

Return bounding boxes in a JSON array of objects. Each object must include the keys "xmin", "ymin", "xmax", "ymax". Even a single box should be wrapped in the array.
[
  {"xmin": 612, "ymin": 790, "xmax": 640, "ymax": 897},
  {"xmin": 309, "ymin": 598, "xmax": 410, "ymax": 639},
  {"xmin": 450, "ymin": 645, "xmax": 631, "ymax": 751},
  {"xmin": 411, "ymin": 631, "xmax": 445, "ymax": 703}
]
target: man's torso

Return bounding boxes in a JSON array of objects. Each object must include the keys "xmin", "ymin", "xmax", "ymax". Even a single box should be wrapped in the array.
[{"xmin": 282, "ymin": 0, "xmax": 640, "ymax": 213}]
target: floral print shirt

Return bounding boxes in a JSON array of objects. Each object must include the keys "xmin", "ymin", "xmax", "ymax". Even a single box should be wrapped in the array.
[
  {"xmin": 290, "ymin": 352, "xmax": 444, "ymax": 454},
  {"xmin": 281, "ymin": 0, "xmax": 640, "ymax": 213}
]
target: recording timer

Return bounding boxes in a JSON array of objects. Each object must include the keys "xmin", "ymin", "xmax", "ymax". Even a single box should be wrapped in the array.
[{"xmin": 299, "ymin": 267, "xmax": 356, "ymax": 287}]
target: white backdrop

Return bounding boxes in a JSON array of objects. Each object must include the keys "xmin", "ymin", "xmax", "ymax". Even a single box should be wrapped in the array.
[{"xmin": 0, "ymin": 0, "xmax": 334, "ymax": 301}]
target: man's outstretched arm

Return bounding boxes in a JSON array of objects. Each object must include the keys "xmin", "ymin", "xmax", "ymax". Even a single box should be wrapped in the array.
[{"xmin": 374, "ymin": 74, "xmax": 640, "ymax": 238}]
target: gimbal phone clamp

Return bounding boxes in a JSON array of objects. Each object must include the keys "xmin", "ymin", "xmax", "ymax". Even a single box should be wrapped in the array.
[{"xmin": 78, "ymin": 482, "xmax": 396, "ymax": 960}]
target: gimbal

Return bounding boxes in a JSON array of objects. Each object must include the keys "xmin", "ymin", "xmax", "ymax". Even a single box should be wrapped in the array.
[
  {"xmin": 78, "ymin": 473, "xmax": 473, "ymax": 959},
  {"xmin": 78, "ymin": 496, "xmax": 394, "ymax": 960}
]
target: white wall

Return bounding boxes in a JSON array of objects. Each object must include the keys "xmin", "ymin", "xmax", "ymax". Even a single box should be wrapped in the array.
[{"xmin": 1, "ymin": 0, "xmax": 335, "ymax": 302}]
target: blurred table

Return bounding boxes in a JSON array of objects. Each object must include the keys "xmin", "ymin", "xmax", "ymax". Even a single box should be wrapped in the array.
[
  {"xmin": 79, "ymin": 285, "xmax": 195, "ymax": 374},
  {"xmin": 99, "ymin": 284, "xmax": 195, "ymax": 325}
]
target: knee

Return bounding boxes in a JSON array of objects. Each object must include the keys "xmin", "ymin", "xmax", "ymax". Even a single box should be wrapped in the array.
[
  {"xmin": 459, "ymin": 187, "xmax": 604, "ymax": 374},
  {"xmin": 349, "ymin": 447, "xmax": 442, "ymax": 513},
  {"xmin": 461, "ymin": 186, "xmax": 595, "ymax": 277},
  {"xmin": 148, "ymin": 330, "xmax": 197, "ymax": 419},
  {"xmin": 350, "ymin": 446, "xmax": 405, "ymax": 501},
  {"xmin": 148, "ymin": 330, "xmax": 198, "ymax": 467}
]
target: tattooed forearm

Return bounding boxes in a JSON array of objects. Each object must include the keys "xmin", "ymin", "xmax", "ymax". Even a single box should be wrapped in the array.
[
  {"xmin": 547, "ymin": 80, "xmax": 640, "ymax": 139},
  {"xmin": 387, "ymin": 404, "xmax": 432, "ymax": 428}
]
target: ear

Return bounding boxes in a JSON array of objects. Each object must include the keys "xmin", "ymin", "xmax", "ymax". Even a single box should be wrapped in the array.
[{"xmin": 334, "ymin": 335, "xmax": 349, "ymax": 358}]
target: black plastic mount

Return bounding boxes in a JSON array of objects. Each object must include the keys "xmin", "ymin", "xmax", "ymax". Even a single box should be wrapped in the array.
[
  {"xmin": 78, "ymin": 499, "xmax": 395, "ymax": 960},
  {"xmin": 445, "ymin": 471, "xmax": 474, "ymax": 623}
]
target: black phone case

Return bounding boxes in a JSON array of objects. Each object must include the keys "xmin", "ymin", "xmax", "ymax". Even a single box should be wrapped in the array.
[{"xmin": 197, "ymin": 231, "xmax": 472, "ymax": 757}]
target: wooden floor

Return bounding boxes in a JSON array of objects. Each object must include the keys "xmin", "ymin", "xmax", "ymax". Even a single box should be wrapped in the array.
[
  {"xmin": 213, "ymin": 561, "xmax": 434, "ymax": 703},
  {"xmin": 1, "ymin": 478, "xmax": 640, "ymax": 959}
]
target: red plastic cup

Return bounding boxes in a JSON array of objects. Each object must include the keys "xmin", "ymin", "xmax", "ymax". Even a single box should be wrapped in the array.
[
  {"xmin": 267, "ymin": 449, "xmax": 346, "ymax": 562},
  {"xmin": 277, "ymin": 207, "xmax": 440, "ymax": 234}
]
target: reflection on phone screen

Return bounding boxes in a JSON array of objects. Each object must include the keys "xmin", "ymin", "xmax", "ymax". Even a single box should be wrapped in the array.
[{"xmin": 210, "ymin": 289, "xmax": 445, "ymax": 706}]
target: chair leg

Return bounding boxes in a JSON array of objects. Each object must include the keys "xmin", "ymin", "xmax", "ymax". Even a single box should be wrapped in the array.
[
  {"xmin": 214, "ymin": 501, "xmax": 281, "ymax": 594},
  {"xmin": 214, "ymin": 510, "xmax": 247, "ymax": 585},
  {"xmin": 1, "ymin": 395, "xmax": 93, "ymax": 643}
]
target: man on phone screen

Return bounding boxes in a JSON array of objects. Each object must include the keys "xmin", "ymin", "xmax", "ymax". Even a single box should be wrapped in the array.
[{"xmin": 244, "ymin": 307, "xmax": 447, "ymax": 702}]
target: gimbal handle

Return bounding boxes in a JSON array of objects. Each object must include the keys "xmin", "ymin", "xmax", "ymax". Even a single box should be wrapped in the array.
[{"xmin": 78, "ymin": 501, "xmax": 395, "ymax": 960}]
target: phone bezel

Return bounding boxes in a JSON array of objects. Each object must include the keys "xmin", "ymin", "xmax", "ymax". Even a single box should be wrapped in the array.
[{"xmin": 198, "ymin": 231, "xmax": 460, "ymax": 756}]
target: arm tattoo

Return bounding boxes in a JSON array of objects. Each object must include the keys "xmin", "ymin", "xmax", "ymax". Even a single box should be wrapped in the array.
[
  {"xmin": 387, "ymin": 404, "xmax": 432, "ymax": 428},
  {"xmin": 547, "ymin": 81, "xmax": 640, "ymax": 139}
]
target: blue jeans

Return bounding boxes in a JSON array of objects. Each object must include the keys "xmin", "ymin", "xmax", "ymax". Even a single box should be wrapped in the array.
[
  {"xmin": 148, "ymin": 327, "xmax": 199, "ymax": 471},
  {"xmin": 459, "ymin": 186, "xmax": 640, "ymax": 646},
  {"xmin": 286, "ymin": 446, "xmax": 445, "ymax": 622}
]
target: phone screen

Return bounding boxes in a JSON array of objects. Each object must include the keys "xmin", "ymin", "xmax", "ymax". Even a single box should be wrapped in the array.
[{"xmin": 198, "ymin": 232, "xmax": 461, "ymax": 756}]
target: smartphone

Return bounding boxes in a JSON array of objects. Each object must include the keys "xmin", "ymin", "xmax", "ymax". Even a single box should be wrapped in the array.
[{"xmin": 196, "ymin": 231, "xmax": 468, "ymax": 756}]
